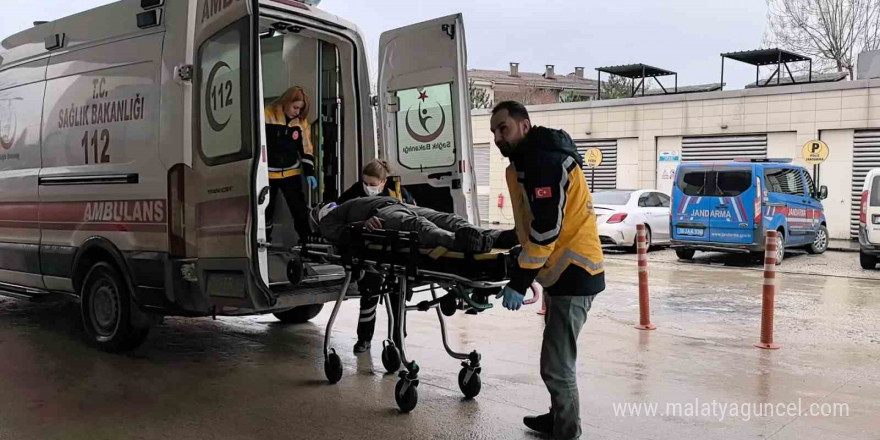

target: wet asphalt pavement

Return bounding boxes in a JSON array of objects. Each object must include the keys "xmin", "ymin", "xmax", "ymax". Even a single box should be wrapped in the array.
[{"xmin": 1, "ymin": 252, "xmax": 878, "ymax": 440}]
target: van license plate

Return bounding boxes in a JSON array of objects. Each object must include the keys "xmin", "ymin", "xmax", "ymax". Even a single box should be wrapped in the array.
[{"xmin": 677, "ymin": 227, "xmax": 705, "ymax": 237}]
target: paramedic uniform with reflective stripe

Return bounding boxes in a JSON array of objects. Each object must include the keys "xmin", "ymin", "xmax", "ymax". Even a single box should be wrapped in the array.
[
  {"xmin": 264, "ymin": 103, "xmax": 315, "ymax": 242},
  {"xmin": 505, "ymin": 126, "xmax": 605, "ymax": 440}
]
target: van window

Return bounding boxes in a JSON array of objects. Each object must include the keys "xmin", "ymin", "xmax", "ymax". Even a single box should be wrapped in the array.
[
  {"xmin": 395, "ymin": 83, "xmax": 456, "ymax": 169},
  {"xmin": 715, "ymin": 170, "xmax": 751, "ymax": 196},
  {"xmin": 197, "ymin": 19, "xmax": 252, "ymax": 165},
  {"xmin": 871, "ymin": 176, "xmax": 880, "ymax": 207},
  {"xmin": 677, "ymin": 168, "xmax": 751, "ymax": 197},
  {"xmin": 678, "ymin": 170, "xmax": 708, "ymax": 196},
  {"xmin": 804, "ymin": 170, "xmax": 817, "ymax": 196},
  {"xmin": 764, "ymin": 168, "xmax": 805, "ymax": 196}
]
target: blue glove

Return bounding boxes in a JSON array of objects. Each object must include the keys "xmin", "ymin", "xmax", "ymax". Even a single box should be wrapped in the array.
[
  {"xmin": 306, "ymin": 176, "xmax": 318, "ymax": 189},
  {"xmin": 497, "ymin": 286, "xmax": 525, "ymax": 311}
]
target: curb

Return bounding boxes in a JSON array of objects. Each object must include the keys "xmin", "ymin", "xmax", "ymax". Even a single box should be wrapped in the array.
[{"xmin": 828, "ymin": 246, "xmax": 859, "ymax": 253}]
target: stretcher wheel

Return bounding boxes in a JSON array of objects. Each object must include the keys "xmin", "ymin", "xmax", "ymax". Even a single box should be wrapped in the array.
[
  {"xmin": 458, "ymin": 367, "xmax": 482, "ymax": 399},
  {"xmin": 395, "ymin": 379, "xmax": 419, "ymax": 413},
  {"xmin": 381, "ymin": 344, "xmax": 402, "ymax": 373},
  {"xmin": 440, "ymin": 294, "xmax": 458, "ymax": 317},
  {"xmin": 324, "ymin": 350, "xmax": 343, "ymax": 384}
]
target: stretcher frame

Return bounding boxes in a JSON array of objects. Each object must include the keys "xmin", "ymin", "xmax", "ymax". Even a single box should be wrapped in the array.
[{"xmin": 303, "ymin": 226, "xmax": 536, "ymax": 412}]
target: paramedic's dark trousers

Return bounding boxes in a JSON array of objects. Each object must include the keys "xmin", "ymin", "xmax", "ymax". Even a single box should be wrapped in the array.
[
  {"xmin": 541, "ymin": 293, "xmax": 594, "ymax": 440},
  {"xmin": 357, "ymin": 293, "xmax": 405, "ymax": 344},
  {"xmin": 266, "ymin": 176, "xmax": 311, "ymax": 243}
]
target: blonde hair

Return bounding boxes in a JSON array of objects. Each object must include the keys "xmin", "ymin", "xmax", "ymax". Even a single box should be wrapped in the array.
[
  {"xmin": 272, "ymin": 86, "xmax": 311, "ymax": 122},
  {"xmin": 362, "ymin": 159, "xmax": 391, "ymax": 181}
]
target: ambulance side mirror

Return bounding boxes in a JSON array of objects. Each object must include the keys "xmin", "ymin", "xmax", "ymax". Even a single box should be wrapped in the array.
[{"xmin": 818, "ymin": 185, "xmax": 828, "ymax": 201}]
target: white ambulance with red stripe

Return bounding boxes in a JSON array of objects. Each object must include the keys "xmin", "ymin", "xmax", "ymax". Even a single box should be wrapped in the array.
[{"xmin": 0, "ymin": 0, "xmax": 478, "ymax": 350}]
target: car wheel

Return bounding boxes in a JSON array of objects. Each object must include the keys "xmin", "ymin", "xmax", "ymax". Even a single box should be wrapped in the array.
[
  {"xmin": 631, "ymin": 227, "xmax": 652, "ymax": 253},
  {"xmin": 675, "ymin": 248, "xmax": 695, "ymax": 260},
  {"xmin": 273, "ymin": 304, "xmax": 324, "ymax": 324},
  {"xmin": 775, "ymin": 232, "xmax": 785, "ymax": 265},
  {"xmin": 80, "ymin": 261, "xmax": 151, "ymax": 352},
  {"xmin": 860, "ymin": 251, "xmax": 878, "ymax": 270},
  {"xmin": 807, "ymin": 225, "xmax": 828, "ymax": 254}
]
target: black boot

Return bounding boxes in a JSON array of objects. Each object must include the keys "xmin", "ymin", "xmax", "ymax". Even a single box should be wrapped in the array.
[
  {"xmin": 454, "ymin": 227, "xmax": 490, "ymax": 253},
  {"xmin": 523, "ymin": 410, "xmax": 554, "ymax": 436}
]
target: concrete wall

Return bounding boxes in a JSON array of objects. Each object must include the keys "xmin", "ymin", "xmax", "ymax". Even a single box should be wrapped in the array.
[{"xmin": 472, "ymin": 79, "xmax": 880, "ymax": 235}]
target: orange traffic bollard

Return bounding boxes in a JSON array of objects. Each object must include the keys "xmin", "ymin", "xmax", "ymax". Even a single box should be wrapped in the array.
[
  {"xmin": 755, "ymin": 230, "xmax": 781, "ymax": 349},
  {"xmin": 635, "ymin": 224, "xmax": 656, "ymax": 330}
]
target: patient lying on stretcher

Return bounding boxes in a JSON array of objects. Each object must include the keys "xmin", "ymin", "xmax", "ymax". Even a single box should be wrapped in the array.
[{"xmin": 311, "ymin": 196, "xmax": 515, "ymax": 253}]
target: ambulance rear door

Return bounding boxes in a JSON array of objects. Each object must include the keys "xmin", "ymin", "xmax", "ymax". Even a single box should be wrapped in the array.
[
  {"xmin": 192, "ymin": 0, "xmax": 271, "ymax": 304},
  {"xmin": 377, "ymin": 14, "xmax": 480, "ymax": 224}
]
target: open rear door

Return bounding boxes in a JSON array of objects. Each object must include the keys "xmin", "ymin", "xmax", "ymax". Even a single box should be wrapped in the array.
[
  {"xmin": 192, "ymin": 0, "xmax": 271, "ymax": 305},
  {"xmin": 378, "ymin": 14, "xmax": 479, "ymax": 224}
]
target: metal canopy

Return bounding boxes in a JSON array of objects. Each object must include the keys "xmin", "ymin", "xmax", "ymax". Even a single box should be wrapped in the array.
[
  {"xmin": 596, "ymin": 63, "xmax": 678, "ymax": 99},
  {"xmin": 720, "ymin": 48, "xmax": 813, "ymax": 89}
]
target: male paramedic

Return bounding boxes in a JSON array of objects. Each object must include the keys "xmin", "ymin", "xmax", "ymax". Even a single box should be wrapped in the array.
[{"xmin": 489, "ymin": 101, "xmax": 605, "ymax": 440}]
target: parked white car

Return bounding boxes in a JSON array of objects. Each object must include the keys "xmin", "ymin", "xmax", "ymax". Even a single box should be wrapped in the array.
[
  {"xmin": 859, "ymin": 168, "xmax": 880, "ymax": 269},
  {"xmin": 594, "ymin": 189, "xmax": 671, "ymax": 250}
]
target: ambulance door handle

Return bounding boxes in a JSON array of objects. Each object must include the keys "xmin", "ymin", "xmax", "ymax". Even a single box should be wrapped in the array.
[
  {"xmin": 258, "ymin": 186, "xmax": 270, "ymax": 205},
  {"xmin": 428, "ymin": 172, "xmax": 452, "ymax": 180}
]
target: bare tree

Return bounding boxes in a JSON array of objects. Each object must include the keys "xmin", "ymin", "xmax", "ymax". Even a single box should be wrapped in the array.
[
  {"xmin": 598, "ymin": 75, "xmax": 655, "ymax": 100},
  {"xmin": 765, "ymin": 0, "xmax": 880, "ymax": 79},
  {"xmin": 468, "ymin": 79, "xmax": 494, "ymax": 109}
]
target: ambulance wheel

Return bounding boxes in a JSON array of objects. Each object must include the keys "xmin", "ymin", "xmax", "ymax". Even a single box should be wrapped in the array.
[
  {"xmin": 675, "ymin": 249, "xmax": 695, "ymax": 260},
  {"xmin": 80, "ymin": 262, "xmax": 151, "ymax": 352},
  {"xmin": 325, "ymin": 350, "xmax": 343, "ymax": 384},
  {"xmin": 395, "ymin": 379, "xmax": 419, "ymax": 413},
  {"xmin": 775, "ymin": 232, "xmax": 785, "ymax": 265},
  {"xmin": 860, "ymin": 251, "xmax": 878, "ymax": 270},
  {"xmin": 808, "ymin": 225, "xmax": 828, "ymax": 254},
  {"xmin": 381, "ymin": 344, "xmax": 402, "ymax": 373},
  {"xmin": 273, "ymin": 304, "xmax": 324, "ymax": 324},
  {"xmin": 458, "ymin": 367, "xmax": 482, "ymax": 399}
]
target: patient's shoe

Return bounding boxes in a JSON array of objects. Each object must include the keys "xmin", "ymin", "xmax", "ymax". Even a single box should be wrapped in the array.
[{"xmin": 455, "ymin": 227, "xmax": 489, "ymax": 253}]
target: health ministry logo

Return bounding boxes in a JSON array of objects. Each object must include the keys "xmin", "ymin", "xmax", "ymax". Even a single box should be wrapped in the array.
[
  {"xmin": 0, "ymin": 98, "xmax": 21, "ymax": 150},
  {"xmin": 404, "ymin": 88, "xmax": 446, "ymax": 143}
]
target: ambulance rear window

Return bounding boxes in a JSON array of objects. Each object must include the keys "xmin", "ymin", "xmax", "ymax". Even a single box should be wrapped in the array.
[{"xmin": 871, "ymin": 176, "xmax": 880, "ymax": 207}]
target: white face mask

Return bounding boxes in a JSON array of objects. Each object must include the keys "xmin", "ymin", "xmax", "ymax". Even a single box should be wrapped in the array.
[{"xmin": 363, "ymin": 183, "xmax": 382, "ymax": 196}]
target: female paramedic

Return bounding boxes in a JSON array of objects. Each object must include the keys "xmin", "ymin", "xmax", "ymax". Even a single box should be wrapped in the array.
[
  {"xmin": 338, "ymin": 159, "xmax": 415, "ymax": 353},
  {"xmin": 264, "ymin": 86, "xmax": 317, "ymax": 244}
]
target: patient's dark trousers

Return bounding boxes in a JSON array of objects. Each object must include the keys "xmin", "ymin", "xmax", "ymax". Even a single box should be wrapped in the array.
[{"xmin": 375, "ymin": 205, "xmax": 472, "ymax": 249}]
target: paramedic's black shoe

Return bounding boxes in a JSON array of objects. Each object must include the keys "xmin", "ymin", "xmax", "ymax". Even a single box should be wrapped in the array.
[
  {"xmin": 523, "ymin": 411, "xmax": 554, "ymax": 436},
  {"xmin": 455, "ymin": 227, "xmax": 489, "ymax": 253},
  {"xmin": 354, "ymin": 340, "xmax": 371, "ymax": 353}
]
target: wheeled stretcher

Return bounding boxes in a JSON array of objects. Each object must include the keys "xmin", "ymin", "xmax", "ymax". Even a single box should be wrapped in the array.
[{"xmin": 303, "ymin": 226, "xmax": 538, "ymax": 412}]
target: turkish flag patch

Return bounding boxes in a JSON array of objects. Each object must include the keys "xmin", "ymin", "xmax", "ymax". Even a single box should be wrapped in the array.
[{"xmin": 535, "ymin": 186, "xmax": 553, "ymax": 199}]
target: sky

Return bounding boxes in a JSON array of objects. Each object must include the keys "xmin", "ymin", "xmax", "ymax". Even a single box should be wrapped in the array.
[{"xmin": 1, "ymin": 0, "xmax": 770, "ymax": 89}]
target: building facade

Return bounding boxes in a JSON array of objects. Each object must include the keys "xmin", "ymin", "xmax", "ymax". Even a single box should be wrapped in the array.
[{"xmin": 472, "ymin": 78, "xmax": 880, "ymax": 240}]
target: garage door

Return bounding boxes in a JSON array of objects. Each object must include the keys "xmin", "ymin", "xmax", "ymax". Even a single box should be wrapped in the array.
[
  {"xmin": 576, "ymin": 140, "xmax": 617, "ymax": 190},
  {"xmin": 473, "ymin": 143, "xmax": 491, "ymax": 223},
  {"xmin": 681, "ymin": 134, "xmax": 767, "ymax": 162},
  {"xmin": 851, "ymin": 130, "xmax": 880, "ymax": 238}
]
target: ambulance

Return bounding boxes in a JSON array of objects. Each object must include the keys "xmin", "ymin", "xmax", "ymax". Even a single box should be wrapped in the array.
[{"xmin": 0, "ymin": 0, "xmax": 479, "ymax": 351}]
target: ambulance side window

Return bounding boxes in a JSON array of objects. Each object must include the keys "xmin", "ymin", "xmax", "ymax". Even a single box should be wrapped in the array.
[{"xmin": 197, "ymin": 18, "xmax": 252, "ymax": 165}]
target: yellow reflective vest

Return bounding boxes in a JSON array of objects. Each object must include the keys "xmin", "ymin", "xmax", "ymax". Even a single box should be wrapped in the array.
[
  {"xmin": 505, "ymin": 126, "xmax": 605, "ymax": 295},
  {"xmin": 264, "ymin": 104, "xmax": 314, "ymax": 180}
]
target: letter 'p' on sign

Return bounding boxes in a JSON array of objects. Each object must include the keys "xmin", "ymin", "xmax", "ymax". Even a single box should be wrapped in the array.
[{"xmin": 801, "ymin": 140, "xmax": 829, "ymax": 165}]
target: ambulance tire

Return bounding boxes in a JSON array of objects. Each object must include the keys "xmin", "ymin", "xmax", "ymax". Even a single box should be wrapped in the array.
[
  {"xmin": 80, "ymin": 262, "xmax": 151, "ymax": 352},
  {"xmin": 675, "ymin": 248, "xmax": 696, "ymax": 260},
  {"xmin": 273, "ymin": 304, "xmax": 324, "ymax": 324}
]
